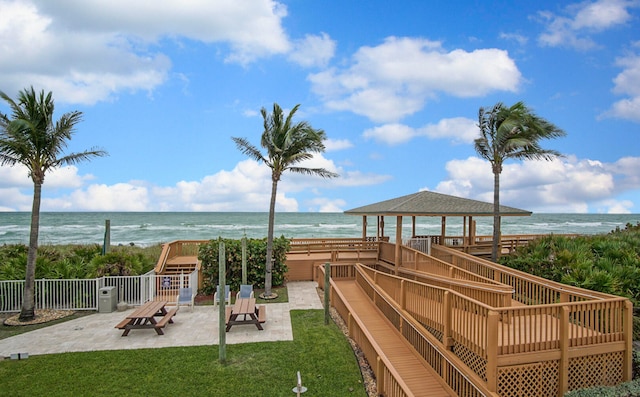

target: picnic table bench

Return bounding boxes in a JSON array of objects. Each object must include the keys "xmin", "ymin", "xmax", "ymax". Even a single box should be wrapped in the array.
[
  {"xmin": 115, "ymin": 300, "xmax": 177, "ymax": 336},
  {"xmin": 225, "ymin": 298, "xmax": 266, "ymax": 331}
]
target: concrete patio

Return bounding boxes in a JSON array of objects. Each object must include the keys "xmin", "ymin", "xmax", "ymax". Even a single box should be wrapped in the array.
[{"xmin": 0, "ymin": 281, "xmax": 323, "ymax": 357}]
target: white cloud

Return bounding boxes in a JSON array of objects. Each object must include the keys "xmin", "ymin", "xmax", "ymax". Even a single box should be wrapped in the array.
[
  {"xmin": 604, "ymin": 53, "xmax": 640, "ymax": 122},
  {"xmin": 571, "ymin": 0, "xmax": 635, "ymax": 30},
  {"xmin": 433, "ymin": 155, "xmax": 640, "ymax": 213},
  {"xmin": 595, "ymin": 199, "xmax": 635, "ymax": 213},
  {"xmin": 309, "ymin": 36, "xmax": 521, "ymax": 122},
  {"xmin": 288, "ymin": 32, "xmax": 336, "ymax": 68},
  {"xmin": 0, "ymin": 0, "xmax": 291, "ymax": 104},
  {"xmin": 0, "ymin": 187, "xmax": 31, "ymax": 211},
  {"xmin": 324, "ymin": 138, "xmax": 353, "ymax": 151},
  {"xmin": 0, "ymin": 163, "xmax": 93, "ymax": 189},
  {"xmin": 537, "ymin": 0, "xmax": 637, "ymax": 50},
  {"xmin": 61, "ymin": 183, "xmax": 150, "ymax": 211},
  {"xmin": 421, "ymin": 117, "xmax": 478, "ymax": 144},
  {"xmin": 304, "ymin": 197, "xmax": 346, "ymax": 212},
  {"xmin": 363, "ymin": 124, "xmax": 416, "ymax": 145},
  {"xmin": 363, "ymin": 117, "xmax": 478, "ymax": 145},
  {"xmin": 8, "ymin": 155, "xmax": 388, "ymax": 212},
  {"xmin": 0, "ymin": 165, "xmax": 30, "ymax": 188},
  {"xmin": 500, "ymin": 32, "xmax": 529, "ymax": 46}
]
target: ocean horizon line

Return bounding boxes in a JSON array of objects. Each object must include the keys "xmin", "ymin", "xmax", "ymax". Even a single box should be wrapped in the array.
[
  {"xmin": 1, "ymin": 212, "xmax": 639, "ymax": 247},
  {"xmin": 2, "ymin": 210, "xmax": 640, "ymax": 215}
]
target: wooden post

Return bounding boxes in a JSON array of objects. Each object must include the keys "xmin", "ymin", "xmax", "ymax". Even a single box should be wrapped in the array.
[
  {"xmin": 442, "ymin": 291, "xmax": 452, "ymax": 380},
  {"xmin": 558, "ymin": 306, "xmax": 570, "ymax": 396},
  {"xmin": 218, "ymin": 240, "xmax": 226, "ymax": 364},
  {"xmin": 623, "ymin": 300, "xmax": 634, "ymax": 381},
  {"xmin": 362, "ymin": 216, "xmax": 367, "ymax": 240},
  {"xmin": 486, "ymin": 311, "xmax": 499, "ymax": 393},
  {"xmin": 470, "ymin": 218, "xmax": 476, "ymax": 245},
  {"xmin": 102, "ymin": 220, "xmax": 110, "ymax": 255},
  {"xmin": 376, "ymin": 356, "xmax": 385, "ymax": 394},
  {"xmin": 440, "ymin": 216, "xmax": 446, "ymax": 244},
  {"xmin": 463, "ymin": 216, "xmax": 467, "ymax": 245},
  {"xmin": 400, "ymin": 279, "xmax": 406, "ymax": 310},
  {"xmin": 411, "ymin": 216, "xmax": 416, "ymax": 238},
  {"xmin": 241, "ymin": 235, "xmax": 247, "ymax": 285},
  {"xmin": 324, "ymin": 262, "xmax": 330, "ymax": 325},
  {"xmin": 395, "ymin": 216, "xmax": 402, "ymax": 275},
  {"xmin": 442, "ymin": 291, "xmax": 452, "ymax": 348}
]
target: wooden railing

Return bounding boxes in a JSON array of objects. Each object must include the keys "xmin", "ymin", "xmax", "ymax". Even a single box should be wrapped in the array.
[
  {"xmin": 322, "ymin": 264, "xmax": 495, "ymax": 396},
  {"xmin": 325, "ymin": 268, "xmax": 415, "ymax": 397},
  {"xmin": 430, "ymin": 244, "xmax": 616, "ymax": 304},
  {"xmin": 418, "ymin": 234, "xmax": 578, "ymax": 257},
  {"xmin": 328, "ymin": 263, "xmax": 633, "ymax": 397},
  {"xmin": 154, "ymin": 240, "xmax": 206, "ymax": 273},
  {"xmin": 288, "ymin": 237, "xmax": 380, "ymax": 263}
]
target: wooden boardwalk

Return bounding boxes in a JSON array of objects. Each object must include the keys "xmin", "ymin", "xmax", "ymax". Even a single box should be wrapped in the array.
[{"xmin": 334, "ymin": 279, "xmax": 454, "ymax": 397}]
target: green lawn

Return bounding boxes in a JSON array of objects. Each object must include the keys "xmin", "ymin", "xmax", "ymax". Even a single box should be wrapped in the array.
[{"xmin": 0, "ymin": 310, "xmax": 367, "ymax": 397}]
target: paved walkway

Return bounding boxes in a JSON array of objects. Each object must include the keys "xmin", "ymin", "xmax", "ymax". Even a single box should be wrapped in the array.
[{"xmin": 0, "ymin": 282, "xmax": 323, "ymax": 357}]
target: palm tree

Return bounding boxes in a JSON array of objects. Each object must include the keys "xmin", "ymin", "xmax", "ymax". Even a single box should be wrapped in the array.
[
  {"xmin": 0, "ymin": 87, "xmax": 107, "ymax": 321},
  {"xmin": 474, "ymin": 101, "xmax": 565, "ymax": 261},
  {"xmin": 232, "ymin": 103, "xmax": 338, "ymax": 298}
]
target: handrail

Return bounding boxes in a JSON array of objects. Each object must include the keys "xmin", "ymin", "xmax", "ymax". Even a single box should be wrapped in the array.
[
  {"xmin": 154, "ymin": 242, "xmax": 172, "ymax": 273},
  {"xmin": 398, "ymin": 267, "xmax": 513, "ymax": 294},
  {"xmin": 326, "ymin": 270, "xmax": 415, "ymax": 396},
  {"xmin": 352, "ymin": 263, "xmax": 495, "ymax": 396},
  {"xmin": 430, "ymin": 244, "xmax": 616, "ymax": 302},
  {"xmin": 323, "ymin": 263, "xmax": 631, "ymax": 396}
]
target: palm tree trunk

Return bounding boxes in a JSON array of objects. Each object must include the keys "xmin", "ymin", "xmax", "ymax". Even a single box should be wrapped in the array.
[
  {"xmin": 264, "ymin": 178, "xmax": 278, "ymax": 298},
  {"xmin": 20, "ymin": 182, "xmax": 41, "ymax": 321},
  {"xmin": 491, "ymin": 170, "xmax": 501, "ymax": 262}
]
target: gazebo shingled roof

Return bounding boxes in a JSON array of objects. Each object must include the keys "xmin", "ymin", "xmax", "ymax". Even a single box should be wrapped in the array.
[
  {"xmin": 344, "ymin": 191, "xmax": 532, "ymax": 217},
  {"xmin": 344, "ymin": 192, "xmax": 532, "ymax": 266}
]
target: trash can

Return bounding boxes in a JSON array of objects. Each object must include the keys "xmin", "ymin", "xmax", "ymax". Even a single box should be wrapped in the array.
[{"xmin": 98, "ymin": 286, "xmax": 117, "ymax": 313}]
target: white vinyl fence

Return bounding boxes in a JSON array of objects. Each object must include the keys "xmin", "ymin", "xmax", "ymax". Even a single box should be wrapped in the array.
[{"xmin": 0, "ymin": 270, "xmax": 198, "ymax": 313}]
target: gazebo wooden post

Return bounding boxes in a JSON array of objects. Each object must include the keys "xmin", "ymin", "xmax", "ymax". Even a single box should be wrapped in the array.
[
  {"xmin": 395, "ymin": 216, "xmax": 402, "ymax": 274},
  {"xmin": 411, "ymin": 216, "xmax": 416, "ymax": 238},
  {"xmin": 470, "ymin": 216, "xmax": 475, "ymax": 245},
  {"xmin": 361, "ymin": 216, "xmax": 367, "ymax": 240},
  {"xmin": 440, "ymin": 216, "xmax": 446, "ymax": 245},
  {"xmin": 463, "ymin": 216, "xmax": 467, "ymax": 245}
]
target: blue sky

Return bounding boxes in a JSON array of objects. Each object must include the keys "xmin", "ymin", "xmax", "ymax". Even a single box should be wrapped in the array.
[{"xmin": 0, "ymin": 0, "xmax": 639, "ymax": 213}]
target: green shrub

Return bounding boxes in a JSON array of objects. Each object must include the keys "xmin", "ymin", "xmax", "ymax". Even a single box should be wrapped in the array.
[
  {"xmin": 0, "ymin": 244, "xmax": 157, "ymax": 280},
  {"xmin": 198, "ymin": 236, "xmax": 290, "ymax": 295},
  {"xmin": 500, "ymin": 230, "xmax": 640, "ymax": 305},
  {"xmin": 87, "ymin": 251, "xmax": 152, "ymax": 277}
]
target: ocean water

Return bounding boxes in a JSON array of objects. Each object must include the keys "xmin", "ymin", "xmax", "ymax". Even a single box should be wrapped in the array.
[{"xmin": 0, "ymin": 212, "xmax": 638, "ymax": 247}]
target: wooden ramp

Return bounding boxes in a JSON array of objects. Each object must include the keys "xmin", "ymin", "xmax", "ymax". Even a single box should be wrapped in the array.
[{"xmin": 334, "ymin": 279, "xmax": 453, "ymax": 397}]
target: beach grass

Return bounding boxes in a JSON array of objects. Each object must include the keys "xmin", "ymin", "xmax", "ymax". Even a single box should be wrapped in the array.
[{"xmin": 0, "ymin": 310, "xmax": 367, "ymax": 397}]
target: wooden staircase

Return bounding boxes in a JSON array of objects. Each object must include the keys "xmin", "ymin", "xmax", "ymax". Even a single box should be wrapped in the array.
[
  {"xmin": 164, "ymin": 255, "xmax": 199, "ymax": 275},
  {"xmin": 153, "ymin": 242, "xmax": 202, "ymax": 303}
]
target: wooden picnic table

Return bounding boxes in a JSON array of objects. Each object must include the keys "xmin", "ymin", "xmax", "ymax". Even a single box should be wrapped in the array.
[
  {"xmin": 115, "ymin": 300, "xmax": 177, "ymax": 336},
  {"xmin": 225, "ymin": 298, "xmax": 265, "ymax": 332}
]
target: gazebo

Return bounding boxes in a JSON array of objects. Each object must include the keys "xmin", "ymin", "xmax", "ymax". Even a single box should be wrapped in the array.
[{"xmin": 344, "ymin": 190, "xmax": 532, "ymax": 264}]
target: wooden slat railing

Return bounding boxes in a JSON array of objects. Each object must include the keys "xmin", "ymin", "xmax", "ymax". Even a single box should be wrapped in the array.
[
  {"xmin": 352, "ymin": 265, "xmax": 495, "ymax": 396},
  {"xmin": 430, "ymin": 244, "xmax": 616, "ymax": 304},
  {"xmin": 325, "ymin": 267, "xmax": 415, "ymax": 397},
  {"xmin": 323, "ymin": 263, "xmax": 632, "ymax": 397}
]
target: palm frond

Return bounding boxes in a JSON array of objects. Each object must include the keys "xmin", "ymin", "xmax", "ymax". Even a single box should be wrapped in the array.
[
  {"xmin": 232, "ymin": 137, "xmax": 267, "ymax": 164},
  {"xmin": 288, "ymin": 167, "xmax": 339, "ymax": 178}
]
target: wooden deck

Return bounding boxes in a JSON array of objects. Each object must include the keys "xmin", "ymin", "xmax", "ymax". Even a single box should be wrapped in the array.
[
  {"xmin": 334, "ymin": 279, "xmax": 453, "ymax": 396},
  {"xmin": 156, "ymin": 238, "xmax": 633, "ymax": 397}
]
